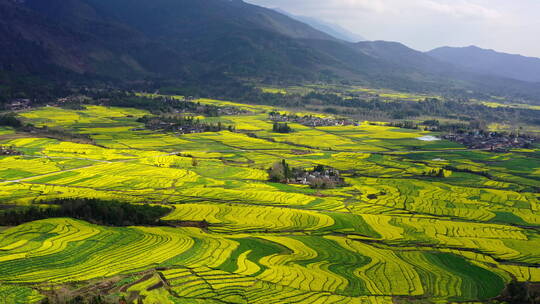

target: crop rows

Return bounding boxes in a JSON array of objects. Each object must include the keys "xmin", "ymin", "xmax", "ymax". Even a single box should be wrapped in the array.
[
  {"xmin": 0, "ymin": 218, "xmax": 517, "ymax": 302},
  {"xmin": 0, "ymin": 105, "xmax": 538, "ymax": 303}
]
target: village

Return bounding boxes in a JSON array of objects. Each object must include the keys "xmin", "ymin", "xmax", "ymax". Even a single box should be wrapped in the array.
[
  {"xmin": 5, "ymin": 99, "xmax": 32, "ymax": 111},
  {"xmin": 269, "ymin": 112, "xmax": 357, "ymax": 127},
  {"xmin": 137, "ymin": 115, "xmax": 235, "ymax": 135},
  {"xmin": 268, "ymin": 160, "xmax": 347, "ymax": 189},
  {"xmin": 0, "ymin": 146, "xmax": 22, "ymax": 156},
  {"xmin": 291, "ymin": 166, "xmax": 347, "ymax": 189},
  {"xmin": 443, "ymin": 131, "xmax": 535, "ymax": 152}
]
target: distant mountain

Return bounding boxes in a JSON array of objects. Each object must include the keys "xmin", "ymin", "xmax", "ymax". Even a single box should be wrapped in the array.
[
  {"xmin": 351, "ymin": 41, "xmax": 540, "ymax": 100},
  {"xmin": 428, "ymin": 46, "xmax": 540, "ymax": 83},
  {"xmin": 1, "ymin": 0, "xmax": 540, "ymax": 103},
  {"xmin": 273, "ymin": 8, "xmax": 365, "ymax": 42},
  {"xmin": 356, "ymin": 41, "xmax": 453, "ymax": 73}
]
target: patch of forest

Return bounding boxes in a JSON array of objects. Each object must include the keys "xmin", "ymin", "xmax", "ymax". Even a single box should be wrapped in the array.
[{"xmin": 0, "ymin": 199, "xmax": 171, "ymax": 227}]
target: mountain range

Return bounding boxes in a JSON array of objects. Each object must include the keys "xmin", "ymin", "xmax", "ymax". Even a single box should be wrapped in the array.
[
  {"xmin": 428, "ymin": 46, "xmax": 540, "ymax": 84},
  {"xmin": 1, "ymin": 0, "xmax": 539, "ymax": 102}
]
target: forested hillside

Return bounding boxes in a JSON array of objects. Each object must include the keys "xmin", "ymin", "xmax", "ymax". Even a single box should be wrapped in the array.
[{"xmin": 1, "ymin": 0, "xmax": 540, "ymax": 103}]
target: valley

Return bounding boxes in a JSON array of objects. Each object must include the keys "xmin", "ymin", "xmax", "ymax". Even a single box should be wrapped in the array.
[
  {"xmin": 1, "ymin": 0, "xmax": 540, "ymax": 303},
  {"xmin": 0, "ymin": 98, "xmax": 538, "ymax": 303}
]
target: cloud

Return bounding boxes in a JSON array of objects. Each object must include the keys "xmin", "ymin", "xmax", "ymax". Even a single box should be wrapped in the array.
[
  {"xmin": 417, "ymin": 0, "xmax": 502, "ymax": 19},
  {"xmin": 254, "ymin": 0, "xmax": 502, "ymax": 19},
  {"xmin": 334, "ymin": 0, "xmax": 393, "ymax": 14},
  {"xmin": 316, "ymin": 0, "xmax": 503, "ymax": 19}
]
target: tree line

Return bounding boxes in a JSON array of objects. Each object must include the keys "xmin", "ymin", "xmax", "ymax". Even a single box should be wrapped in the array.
[{"xmin": 0, "ymin": 199, "xmax": 171, "ymax": 227}]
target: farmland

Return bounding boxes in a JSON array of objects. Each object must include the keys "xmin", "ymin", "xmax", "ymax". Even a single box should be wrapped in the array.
[{"xmin": 0, "ymin": 100, "xmax": 539, "ymax": 304}]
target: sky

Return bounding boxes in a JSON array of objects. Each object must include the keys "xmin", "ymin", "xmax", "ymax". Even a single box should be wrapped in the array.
[{"xmin": 246, "ymin": 0, "xmax": 540, "ymax": 58}]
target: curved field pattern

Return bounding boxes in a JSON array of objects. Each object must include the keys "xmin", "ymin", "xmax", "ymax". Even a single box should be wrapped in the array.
[{"xmin": 0, "ymin": 104, "xmax": 538, "ymax": 303}]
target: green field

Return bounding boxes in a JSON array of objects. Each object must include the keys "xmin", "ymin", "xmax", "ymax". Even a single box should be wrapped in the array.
[{"xmin": 0, "ymin": 103, "xmax": 538, "ymax": 303}]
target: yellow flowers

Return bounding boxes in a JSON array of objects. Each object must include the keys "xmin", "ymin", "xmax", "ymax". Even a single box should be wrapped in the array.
[
  {"xmin": 0, "ymin": 104, "xmax": 538, "ymax": 303},
  {"xmin": 0, "ymin": 127, "xmax": 14, "ymax": 136},
  {"xmin": 163, "ymin": 203, "xmax": 335, "ymax": 232}
]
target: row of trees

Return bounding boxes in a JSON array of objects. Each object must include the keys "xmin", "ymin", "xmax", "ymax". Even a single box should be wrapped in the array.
[{"xmin": 0, "ymin": 199, "xmax": 171, "ymax": 227}]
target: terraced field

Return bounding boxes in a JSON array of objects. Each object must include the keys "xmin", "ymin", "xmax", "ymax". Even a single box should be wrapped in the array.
[{"xmin": 0, "ymin": 103, "xmax": 538, "ymax": 303}]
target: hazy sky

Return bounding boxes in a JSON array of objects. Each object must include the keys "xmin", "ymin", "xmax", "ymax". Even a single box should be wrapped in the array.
[{"xmin": 246, "ymin": 0, "xmax": 540, "ymax": 57}]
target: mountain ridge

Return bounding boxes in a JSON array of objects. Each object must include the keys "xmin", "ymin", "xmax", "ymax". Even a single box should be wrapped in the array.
[
  {"xmin": 1, "ymin": 0, "xmax": 539, "ymax": 103},
  {"xmin": 428, "ymin": 46, "xmax": 540, "ymax": 83}
]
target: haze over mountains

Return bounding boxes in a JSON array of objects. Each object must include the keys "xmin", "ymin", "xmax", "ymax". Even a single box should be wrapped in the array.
[
  {"xmin": 272, "ymin": 8, "xmax": 366, "ymax": 43},
  {"xmin": 428, "ymin": 46, "xmax": 540, "ymax": 84},
  {"xmin": 275, "ymin": 6, "xmax": 540, "ymax": 86},
  {"xmin": 1, "ymin": 0, "xmax": 539, "ymax": 102}
]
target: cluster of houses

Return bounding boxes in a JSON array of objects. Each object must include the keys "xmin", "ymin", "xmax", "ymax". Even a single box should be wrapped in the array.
[
  {"xmin": 269, "ymin": 112, "xmax": 357, "ymax": 127},
  {"xmin": 294, "ymin": 168, "xmax": 345, "ymax": 189},
  {"xmin": 269, "ymin": 161, "xmax": 347, "ymax": 189},
  {"xmin": 6, "ymin": 99, "xmax": 31, "ymax": 111},
  {"xmin": 172, "ymin": 124, "xmax": 233, "ymax": 135},
  {"xmin": 139, "ymin": 116, "xmax": 234, "ymax": 135},
  {"xmin": 443, "ymin": 132, "xmax": 535, "ymax": 152},
  {"xmin": 217, "ymin": 106, "xmax": 250, "ymax": 116},
  {"xmin": 56, "ymin": 95, "xmax": 92, "ymax": 104},
  {"xmin": 0, "ymin": 146, "xmax": 22, "ymax": 156},
  {"xmin": 292, "ymin": 166, "xmax": 346, "ymax": 189},
  {"xmin": 7, "ymin": 95, "xmax": 92, "ymax": 111}
]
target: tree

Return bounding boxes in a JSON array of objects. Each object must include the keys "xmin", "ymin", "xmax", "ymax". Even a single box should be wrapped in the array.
[
  {"xmin": 0, "ymin": 114, "xmax": 22, "ymax": 128},
  {"xmin": 281, "ymin": 159, "xmax": 292, "ymax": 180},
  {"xmin": 268, "ymin": 160, "xmax": 292, "ymax": 182},
  {"xmin": 313, "ymin": 164, "xmax": 325, "ymax": 173},
  {"xmin": 272, "ymin": 122, "xmax": 292, "ymax": 133}
]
